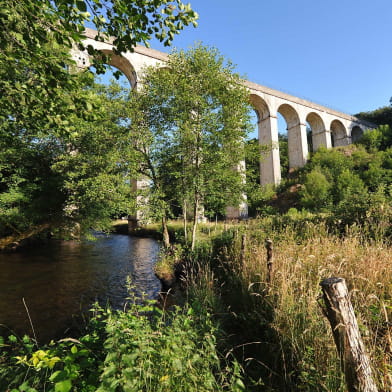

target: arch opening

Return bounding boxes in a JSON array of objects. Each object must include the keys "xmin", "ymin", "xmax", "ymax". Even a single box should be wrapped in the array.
[
  {"xmin": 330, "ymin": 119, "xmax": 347, "ymax": 147},
  {"xmin": 277, "ymin": 104, "xmax": 308, "ymax": 171},
  {"xmin": 249, "ymin": 94, "xmax": 270, "ymax": 127},
  {"xmin": 306, "ymin": 112, "xmax": 326, "ymax": 152},
  {"xmin": 277, "ymin": 112, "xmax": 289, "ymax": 176},
  {"xmin": 72, "ymin": 46, "xmax": 137, "ymax": 90},
  {"xmin": 351, "ymin": 125, "xmax": 364, "ymax": 143},
  {"xmin": 99, "ymin": 50, "xmax": 138, "ymax": 89},
  {"xmin": 305, "ymin": 122, "xmax": 313, "ymax": 153}
]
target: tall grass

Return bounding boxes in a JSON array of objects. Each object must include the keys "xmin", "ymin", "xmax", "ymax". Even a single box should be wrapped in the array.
[{"xmin": 206, "ymin": 219, "xmax": 392, "ymax": 391}]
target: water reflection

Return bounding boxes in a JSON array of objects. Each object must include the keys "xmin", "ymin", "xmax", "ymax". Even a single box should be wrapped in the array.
[{"xmin": 0, "ymin": 234, "xmax": 160, "ymax": 342}]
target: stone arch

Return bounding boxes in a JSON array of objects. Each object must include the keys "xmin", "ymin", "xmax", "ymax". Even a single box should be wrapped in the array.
[
  {"xmin": 277, "ymin": 103, "xmax": 308, "ymax": 169},
  {"xmin": 306, "ymin": 112, "xmax": 328, "ymax": 151},
  {"xmin": 330, "ymin": 119, "xmax": 347, "ymax": 147},
  {"xmin": 99, "ymin": 49, "xmax": 138, "ymax": 89},
  {"xmin": 351, "ymin": 125, "xmax": 364, "ymax": 143},
  {"xmin": 278, "ymin": 103, "xmax": 300, "ymax": 130},
  {"xmin": 249, "ymin": 94, "xmax": 270, "ymax": 123}
]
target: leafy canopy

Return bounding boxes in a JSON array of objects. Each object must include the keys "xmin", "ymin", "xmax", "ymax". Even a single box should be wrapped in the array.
[
  {"xmin": 0, "ymin": 0, "xmax": 198, "ymax": 237},
  {"xmin": 127, "ymin": 44, "xmax": 252, "ymax": 247}
]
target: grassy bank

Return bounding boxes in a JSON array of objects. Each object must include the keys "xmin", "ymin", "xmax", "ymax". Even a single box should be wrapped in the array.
[
  {"xmin": 154, "ymin": 216, "xmax": 391, "ymax": 391},
  {"xmin": 2, "ymin": 218, "xmax": 391, "ymax": 391},
  {"xmin": 203, "ymin": 221, "xmax": 391, "ymax": 390}
]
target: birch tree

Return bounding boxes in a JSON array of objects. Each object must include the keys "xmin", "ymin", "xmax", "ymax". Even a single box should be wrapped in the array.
[{"xmin": 128, "ymin": 45, "xmax": 252, "ymax": 249}]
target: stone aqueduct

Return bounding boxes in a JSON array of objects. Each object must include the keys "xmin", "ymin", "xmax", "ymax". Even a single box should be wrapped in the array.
[{"xmin": 73, "ymin": 28, "xmax": 373, "ymax": 188}]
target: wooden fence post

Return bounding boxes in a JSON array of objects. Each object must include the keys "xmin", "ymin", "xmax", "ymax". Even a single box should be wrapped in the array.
[
  {"xmin": 265, "ymin": 239, "xmax": 273, "ymax": 283},
  {"xmin": 320, "ymin": 277, "xmax": 378, "ymax": 392}
]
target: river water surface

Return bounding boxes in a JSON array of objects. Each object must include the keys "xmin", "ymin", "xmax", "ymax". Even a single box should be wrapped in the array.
[{"xmin": 0, "ymin": 234, "xmax": 161, "ymax": 342}]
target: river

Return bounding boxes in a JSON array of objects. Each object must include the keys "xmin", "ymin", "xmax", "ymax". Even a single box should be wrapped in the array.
[{"xmin": 0, "ymin": 234, "xmax": 161, "ymax": 342}]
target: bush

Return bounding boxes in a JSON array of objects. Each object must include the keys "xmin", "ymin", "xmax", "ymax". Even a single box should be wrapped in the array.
[
  {"xmin": 300, "ymin": 167, "xmax": 332, "ymax": 210},
  {"xmin": 0, "ymin": 299, "xmax": 244, "ymax": 392}
]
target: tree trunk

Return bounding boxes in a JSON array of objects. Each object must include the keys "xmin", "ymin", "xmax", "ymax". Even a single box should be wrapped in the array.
[
  {"xmin": 161, "ymin": 214, "xmax": 170, "ymax": 249},
  {"xmin": 320, "ymin": 277, "xmax": 378, "ymax": 392},
  {"xmin": 183, "ymin": 201, "xmax": 188, "ymax": 243},
  {"xmin": 191, "ymin": 196, "xmax": 199, "ymax": 251}
]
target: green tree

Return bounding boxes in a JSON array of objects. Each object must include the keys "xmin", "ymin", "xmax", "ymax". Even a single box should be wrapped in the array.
[
  {"xmin": 300, "ymin": 167, "xmax": 332, "ymax": 211},
  {"xmin": 357, "ymin": 125, "xmax": 392, "ymax": 151},
  {"xmin": 128, "ymin": 45, "xmax": 252, "ymax": 249},
  {"xmin": 0, "ymin": 74, "xmax": 140, "ymax": 238},
  {"xmin": 334, "ymin": 169, "xmax": 370, "ymax": 225},
  {"xmin": 52, "ymin": 79, "xmax": 140, "ymax": 234},
  {"xmin": 279, "ymin": 133, "xmax": 289, "ymax": 177},
  {"xmin": 356, "ymin": 103, "xmax": 392, "ymax": 149},
  {"xmin": 1, "ymin": 0, "xmax": 197, "ymax": 135},
  {"xmin": 0, "ymin": 69, "xmax": 92, "ymax": 237},
  {"xmin": 356, "ymin": 105, "xmax": 392, "ymax": 129},
  {"xmin": 0, "ymin": 0, "xmax": 198, "ymax": 238}
]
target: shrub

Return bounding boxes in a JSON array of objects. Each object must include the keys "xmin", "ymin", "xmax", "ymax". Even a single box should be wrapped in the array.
[
  {"xmin": 0, "ymin": 299, "xmax": 244, "ymax": 392},
  {"xmin": 300, "ymin": 167, "xmax": 332, "ymax": 210}
]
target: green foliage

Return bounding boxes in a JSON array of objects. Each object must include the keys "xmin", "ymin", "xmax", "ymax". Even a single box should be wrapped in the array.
[
  {"xmin": 98, "ymin": 302, "xmax": 242, "ymax": 392},
  {"xmin": 335, "ymin": 169, "xmax": 367, "ymax": 202},
  {"xmin": 0, "ymin": 76, "xmax": 137, "ymax": 237},
  {"xmin": 278, "ymin": 133, "xmax": 289, "ymax": 176},
  {"xmin": 51, "ymin": 80, "xmax": 138, "ymax": 233},
  {"xmin": 300, "ymin": 167, "xmax": 331, "ymax": 210},
  {"xmin": 246, "ymin": 184, "xmax": 277, "ymax": 217},
  {"xmin": 356, "ymin": 105, "xmax": 392, "ymax": 129},
  {"xmin": 244, "ymin": 138, "xmax": 261, "ymax": 185},
  {"xmin": 77, "ymin": 0, "xmax": 199, "ymax": 51},
  {"xmin": 356, "ymin": 104, "xmax": 392, "ymax": 150},
  {"xmin": 357, "ymin": 125, "xmax": 392, "ymax": 151},
  {"xmin": 1, "ymin": 300, "xmax": 244, "ymax": 392},
  {"xmin": 292, "ymin": 145, "xmax": 392, "ymax": 232},
  {"xmin": 0, "ymin": 303, "xmax": 108, "ymax": 391},
  {"xmin": 0, "ymin": 0, "xmax": 197, "ymax": 238},
  {"xmin": 127, "ymin": 44, "xmax": 252, "ymax": 248},
  {"xmin": 1, "ymin": 0, "xmax": 198, "ymax": 81},
  {"xmin": 307, "ymin": 147, "xmax": 353, "ymax": 182}
]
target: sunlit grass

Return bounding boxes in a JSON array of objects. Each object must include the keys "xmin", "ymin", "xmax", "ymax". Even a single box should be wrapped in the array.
[{"xmin": 210, "ymin": 219, "xmax": 392, "ymax": 391}]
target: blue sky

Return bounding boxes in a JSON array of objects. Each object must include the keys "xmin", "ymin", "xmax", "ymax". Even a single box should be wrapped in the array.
[{"xmin": 147, "ymin": 0, "xmax": 391, "ymax": 116}]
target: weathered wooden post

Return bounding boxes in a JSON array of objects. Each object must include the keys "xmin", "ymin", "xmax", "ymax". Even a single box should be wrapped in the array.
[
  {"xmin": 320, "ymin": 277, "xmax": 378, "ymax": 392},
  {"xmin": 240, "ymin": 234, "xmax": 246, "ymax": 265},
  {"xmin": 265, "ymin": 238, "xmax": 273, "ymax": 283}
]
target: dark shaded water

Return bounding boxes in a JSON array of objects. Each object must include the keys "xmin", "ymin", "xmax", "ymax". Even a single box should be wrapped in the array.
[{"xmin": 0, "ymin": 234, "xmax": 161, "ymax": 342}]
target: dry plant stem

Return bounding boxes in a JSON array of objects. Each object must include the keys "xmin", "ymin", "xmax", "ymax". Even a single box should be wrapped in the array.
[
  {"xmin": 265, "ymin": 238, "xmax": 273, "ymax": 283},
  {"xmin": 22, "ymin": 297, "xmax": 38, "ymax": 348},
  {"xmin": 240, "ymin": 234, "xmax": 246, "ymax": 265},
  {"xmin": 320, "ymin": 277, "xmax": 378, "ymax": 392}
]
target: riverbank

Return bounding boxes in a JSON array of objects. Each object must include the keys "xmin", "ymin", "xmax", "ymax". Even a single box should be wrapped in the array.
[
  {"xmin": 126, "ymin": 216, "xmax": 392, "ymax": 391},
  {"xmin": 1, "ymin": 217, "xmax": 391, "ymax": 391}
]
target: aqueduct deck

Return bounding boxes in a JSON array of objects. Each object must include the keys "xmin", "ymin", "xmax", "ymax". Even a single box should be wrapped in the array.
[{"xmin": 73, "ymin": 28, "xmax": 373, "ymax": 186}]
